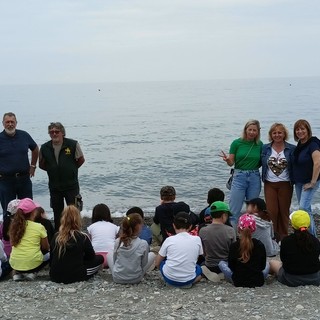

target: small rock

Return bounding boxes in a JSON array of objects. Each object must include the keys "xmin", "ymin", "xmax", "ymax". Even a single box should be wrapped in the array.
[
  {"xmin": 172, "ymin": 304, "xmax": 183, "ymax": 310},
  {"xmin": 63, "ymin": 288, "xmax": 77, "ymax": 293}
]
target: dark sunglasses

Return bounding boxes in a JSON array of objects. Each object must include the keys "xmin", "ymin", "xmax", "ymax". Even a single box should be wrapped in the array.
[{"xmin": 49, "ymin": 130, "xmax": 61, "ymax": 135}]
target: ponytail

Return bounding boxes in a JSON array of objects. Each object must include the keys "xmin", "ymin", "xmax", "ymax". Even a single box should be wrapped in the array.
[
  {"xmin": 118, "ymin": 213, "xmax": 142, "ymax": 247},
  {"xmin": 239, "ymin": 228, "xmax": 254, "ymax": 263},
  {"xmin": 9, "ymin": 209, "xmax": 31, "ymax": 246}
]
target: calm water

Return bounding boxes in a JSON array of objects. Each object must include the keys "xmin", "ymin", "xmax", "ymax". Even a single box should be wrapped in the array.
[{"xmin": 1, "ymin": 77, "xmax": 320, "ymax": 218}]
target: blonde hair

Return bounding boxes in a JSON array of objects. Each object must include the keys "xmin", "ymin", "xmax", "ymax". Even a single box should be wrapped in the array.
[
  {"xmin": 54, "ymin": 205, "xmax": 82, "ymax": 258},
  {"xmin": 268, "ymin": 123, "xmax": 289, "ymax": 142},
  {"xmin": 293, "ymin": 119, "xmax": 312, "ymax": 142},
  {"xmin": 241, "ymin": 120, "xmax": 261, "ymax": 142}
]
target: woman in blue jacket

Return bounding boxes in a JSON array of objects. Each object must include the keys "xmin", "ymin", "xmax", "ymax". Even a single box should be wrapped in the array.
[{"xmin": 261, "ymin": 123, "xmax": 295, "ymax": 241}]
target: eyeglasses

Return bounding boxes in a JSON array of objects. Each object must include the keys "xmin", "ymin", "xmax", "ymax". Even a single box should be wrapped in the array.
[{"xmin": 49, "ymin": 130, "xmax": 61, "ymax": 135}]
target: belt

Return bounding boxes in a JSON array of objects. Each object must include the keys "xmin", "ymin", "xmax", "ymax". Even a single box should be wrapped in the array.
[
  {"xmin": 234, "ymin": 169, "xmax": 260, "ymax": 173},
  {"xmin": 0, "ymin": 172, "xmax": 29, "ymax": 178}
]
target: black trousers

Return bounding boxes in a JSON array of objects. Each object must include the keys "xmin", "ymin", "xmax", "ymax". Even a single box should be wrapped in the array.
[{"xmin": 50, "ymin": 186, "xmax": 79, "ymax": 231}]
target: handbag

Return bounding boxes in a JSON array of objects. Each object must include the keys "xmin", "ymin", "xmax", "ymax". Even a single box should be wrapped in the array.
[
  {"xmin": 225, "ymin": 142, "xmax": 255, "ymax": 190},
  {"xmin": 226, "ymin": 168, "xmax": 234, "ymax": 190}
]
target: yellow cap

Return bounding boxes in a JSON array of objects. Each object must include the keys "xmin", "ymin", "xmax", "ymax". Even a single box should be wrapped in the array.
[{"xmin": 289, "ymin": 210, "xmax": 310, "ymax": 230}]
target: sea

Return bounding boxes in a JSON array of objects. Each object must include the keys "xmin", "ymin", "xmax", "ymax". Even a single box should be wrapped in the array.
[{"xmin": 1, "ymin": 77, "xmax": 320, "ymax": 219}]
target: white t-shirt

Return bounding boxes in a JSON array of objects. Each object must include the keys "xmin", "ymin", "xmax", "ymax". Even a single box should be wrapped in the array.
[
  {"xmin": 159, "ymin": 232, "xmax": 203, "ymax": 283},
  {"xmin": 266, "ymin": 148, "xmax": 290, "ymax": 182},
  {"xmin": 87, "ymin": 221, "xmax": 120, "ymax": 253}
]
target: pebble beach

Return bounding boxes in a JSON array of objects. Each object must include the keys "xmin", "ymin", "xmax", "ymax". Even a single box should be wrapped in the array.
[
  {"xmin": 1, "ymin": 268, "xmax": 320, "ymax": 320},
  {"xmin": 1, "ymin": 217, "xmax": 320, "ymax": 320}
]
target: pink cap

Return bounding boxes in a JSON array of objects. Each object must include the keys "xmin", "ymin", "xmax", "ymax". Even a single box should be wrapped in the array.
[
  {"xmin": 17, "ymin": 198, "xmax": 40, "ymax": 214},
  {"xmin": 238, "ymin": 213, "xmax": 256, "ymax": 233}
]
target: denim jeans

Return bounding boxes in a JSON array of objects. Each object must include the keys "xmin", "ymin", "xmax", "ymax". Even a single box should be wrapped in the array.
[
  {"xmin": 295, "ymin": 181, "xmax": 320, "ymax": 237},
  {"xmin": 218, "ymin": 260, "xmax": 270, "ymax": 283},
  {"xmin": 229, "ymin": 170, "xmax": 261, "ymax": 226},
  {"xmin": 0, "ymin": 175, "xmax": 32, "ymax": 219}
]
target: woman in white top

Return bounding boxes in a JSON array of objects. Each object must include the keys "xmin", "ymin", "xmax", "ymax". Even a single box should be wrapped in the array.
[
  {"xmin": 261, "ymin": 123, "xmax": 295, "ymax": 241},
  {"xmin": 87, "ymin": 204, "xmax": 119, "ymax": 268}
]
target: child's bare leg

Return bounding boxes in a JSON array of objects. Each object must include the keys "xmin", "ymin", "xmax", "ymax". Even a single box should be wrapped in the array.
[{"xmin": 269, "ymin": 260, "xmax": 282, "ymax": 275}]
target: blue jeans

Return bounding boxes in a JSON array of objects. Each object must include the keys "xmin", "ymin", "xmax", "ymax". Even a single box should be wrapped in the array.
[
  {"xmin": 0, "ymin": 261, "xmax": 12, "ymax": 280},
  {"xmin": 295, "ymin": 181, "xmax": 320, "ymax": 237},
  {"xmin": 229, "ymin": 170, "xmax": 261, "ymax": 226},
  {"xmin": 218, "ymin": 260, "xmax": 270, "ymax": 283},
  {"xmin": 0, "ymin": 175, "xmax": 32, "ymax": 219}
]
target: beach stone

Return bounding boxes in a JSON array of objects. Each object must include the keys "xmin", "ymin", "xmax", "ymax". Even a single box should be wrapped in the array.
[
  {"xmin": 63, "ymin": 288, "xmax": 77, "ymax": 293},
  {"xmin": 172, "ymin": 304, "xmax": 183, "ymax": 310}
]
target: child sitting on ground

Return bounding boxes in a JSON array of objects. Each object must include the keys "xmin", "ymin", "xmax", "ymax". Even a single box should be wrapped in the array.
[
  {"xmin": 153, "ymin": 186, "xmax": 197, "ymax": 243},
  {"xmin": 245, "ymin": 198, "xmax": 279, "ymax": 257},
  {"xmin": 0, "ymin": 240, "xmax": 11, "ymax": 280},
  {"xmin": 0, "ymin": 199, "xmax": 20, "ymax": 258},
  {"xmin": 198, "ymin": 188, "xmax": 225, "ymax": 224},
  {"xmin": 111, "ymin": 213, "xmax": 156, "ymax": 284},
  {"xmin": 34, "ymin": 207, "xmax": 55, "ymax": 245},
  {"xmin": 126, "ymin": 207, "xmax": 152, "ymax": 245},
  {"xmin": 219, "ymin": 214, "xmax": 269, "ymax": 287},
  {"xmin": 9, "ymin": 198, "xmax": 50, "ymax": 281},
  {"xmin": 155, "ymin": 212, "xmax": 203, "ymax": 288},
  {"xmin": 198, "ymin": 188, "xmax": 227, "ymax": 233},
  {"xmin": 199, "ymin": 201, "xmax": 236, "ymax": 282},
  {"xmin": 50, "ymin": 205, "xmax": 104, "ymax": 284},
  {"xmin": 87, "ymin": 203, "xmax": 119, "ymax": 268},
  {"xmin": 269, "ymin": 210, "xmax": 320, "ymax": 287}
]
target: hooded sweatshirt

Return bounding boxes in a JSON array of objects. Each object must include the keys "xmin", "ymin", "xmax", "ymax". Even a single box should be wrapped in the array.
[
  {"xmin": 112, "ymin": 237, "xmax": 149, "ymax": 284},
  {"xmin": 252, "ymin": 216, "xmax": 280, "ymax": 257}
]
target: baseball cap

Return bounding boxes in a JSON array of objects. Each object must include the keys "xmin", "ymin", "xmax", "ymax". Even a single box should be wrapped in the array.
[
  {"xmin": 204, "ymin": 207, "xmax": 211, "ymax": 216},
  {"xmin": 7, "ymin": 199, "xmax": 20, "ymax": 214},
  {"xmin": 245, "ymin": 198, "xmax": 266, "ymax": 211},
  {"xmin": 289, "ymin": 210, "xmax": 310, "ymax": 230},
  {"xmin": 210, "ymin": 201, "xmax": 232, "ymax": 216},
  {"xmin": 160, "ymin": 186, "xmax": 176, "ymax": 198},
  {"xmin": 17, "ymin": 198, "xmax": 40, "ymax": 214},
  {"xmin": 238, "ymin": 214, "xmax": 256, "ymax": 233}
]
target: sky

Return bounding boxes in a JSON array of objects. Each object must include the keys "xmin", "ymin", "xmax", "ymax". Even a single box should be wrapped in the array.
[{"xmin": 0, "ymin": 0, "xmax": 320, "ymax": 84}]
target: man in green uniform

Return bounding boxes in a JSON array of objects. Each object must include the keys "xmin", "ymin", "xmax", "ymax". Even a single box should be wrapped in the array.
[{"xmin": 39, "ymin": 122, "xmax": 85, "ymax": 230}]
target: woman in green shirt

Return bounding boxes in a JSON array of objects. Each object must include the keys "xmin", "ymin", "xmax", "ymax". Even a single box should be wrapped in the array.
[{"xmin": 221, "ymin": 120, "xmax": 263, "ymax": 227}]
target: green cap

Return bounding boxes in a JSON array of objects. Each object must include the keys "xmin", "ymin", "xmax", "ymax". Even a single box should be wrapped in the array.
[{"xmin": 210, "ymin": 201, "xmax": 232, "ymax": 216}]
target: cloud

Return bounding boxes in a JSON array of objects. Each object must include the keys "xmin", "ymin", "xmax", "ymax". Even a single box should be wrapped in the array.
[{"xmin": 0, "ymin": 0, "xmax": 319, "ymax": 84}]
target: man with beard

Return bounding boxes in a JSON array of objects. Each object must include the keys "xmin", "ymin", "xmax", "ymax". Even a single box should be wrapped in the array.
[
  {"xmin": 39, "ymin": 122, "xmax": 85, "ymax": 230},
  {"xmin": 0, "ymin": 112, "xmax": 39, "ymax": 219}
]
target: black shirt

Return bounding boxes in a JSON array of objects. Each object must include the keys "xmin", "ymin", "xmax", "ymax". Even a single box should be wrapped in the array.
[
  {"xmin": 228, "ymin": 238, "xmax": 266, "ymax": 288},
  {"xmin": 281, "ymin": 233, "xmax": 320, "ymax": 275},
  {"xmin": 50, "ymin": 231, "xmax": 96, "ymax": 284},
  {"xmin": 153, "ymin": 202, "xmax": 192, "ymax": 242}
]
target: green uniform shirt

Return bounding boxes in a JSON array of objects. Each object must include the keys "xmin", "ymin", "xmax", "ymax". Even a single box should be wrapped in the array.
[{"xmin": 229, "ymin": 138, "xmax": 262, "ymax": 170}]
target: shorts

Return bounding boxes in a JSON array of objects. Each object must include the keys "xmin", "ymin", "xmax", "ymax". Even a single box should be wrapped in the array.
[
  {"xmin": 160, "ymin": 261, "xmax": 202, "ymax": 287},
  {"xmin": 95, "ymin": 252, "xmax": 108, "ymax": 268}
]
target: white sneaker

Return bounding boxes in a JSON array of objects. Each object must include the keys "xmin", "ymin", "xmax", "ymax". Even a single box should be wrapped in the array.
[
  {"xmin": 24, "ymin": 273, "xmax": 36, "ymax": 281},
  {"xmin": 201, "ymin": 266, "xmax": 222, "ymax": 282},
  {"xmin": 13, "ymin": 273, "xmax": 24, "ymax": 281}
]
